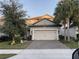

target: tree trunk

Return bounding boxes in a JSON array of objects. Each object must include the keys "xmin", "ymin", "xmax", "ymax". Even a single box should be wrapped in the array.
[
  {"xmin": 11, "ymin": 37, "xmax": 16, "ymax": 45},
  {"xmin": 67, "ymin": 18, "xmax": 70, "ymax": 41},
  {"xmin": 64, "ymin": 24, "xmax": 67, "ymax": 41},
  {"xmin": 20, "ymin": 40, "xmax": 24, "ymax": 44}
]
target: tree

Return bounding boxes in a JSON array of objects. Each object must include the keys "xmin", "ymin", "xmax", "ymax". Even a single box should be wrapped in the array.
[
  {"xmin": 54, "ymin": 0, "xmax": 69, "ymax": 41},
  {"xmin": 0, "ymin": 0, "xmax": 26, "ymax": 45},
  {"xmin": 54, "ymin": 0, "xmax": 79, "ymax": 41}
]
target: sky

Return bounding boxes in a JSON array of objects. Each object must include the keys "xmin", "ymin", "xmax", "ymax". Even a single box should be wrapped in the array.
[{"xmin": 0, "ymin": 0, "xmax": 60, "ymax": 18}]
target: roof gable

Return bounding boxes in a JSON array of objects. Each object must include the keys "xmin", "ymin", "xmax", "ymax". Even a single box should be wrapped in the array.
[{"xmin": 33, "ymin": 19, "xmax": 55, "ymax": 26}]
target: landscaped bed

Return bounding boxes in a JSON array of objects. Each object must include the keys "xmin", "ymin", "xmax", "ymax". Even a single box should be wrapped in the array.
[
  {"xmin": 0, "ymin": 41, "xmax": 31, "ymax": 49},
  {"xmin": 60, "ymin": 40, "xmax": 78, "ymax": 49},
  {"xmin": 0, "ymin": 54, "xmax": 16, "ymax": 59}
]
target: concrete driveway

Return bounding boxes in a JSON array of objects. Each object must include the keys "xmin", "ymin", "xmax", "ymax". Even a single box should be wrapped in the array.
[{"xmin": 27, "ymin": 40, "xmax": 69, "ymax": 49}]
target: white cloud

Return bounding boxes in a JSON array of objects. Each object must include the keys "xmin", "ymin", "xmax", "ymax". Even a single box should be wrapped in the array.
[{"xmin": 58, "ymin": 0, "xmax": 61, "ymax": 1}]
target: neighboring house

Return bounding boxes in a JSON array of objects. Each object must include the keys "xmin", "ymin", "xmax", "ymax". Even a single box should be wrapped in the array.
[
  {"xmin": 26, "ymin": 14, "xmax": 60, "ymax": 40},
  {"xmin": 59, "ymin": 24, "xmax": 78, "ymax": 39},
  {"xmin": 0, "ymin": 16, "xmax": 5, "ymax": 36},
  {"xmin": 0, "ymin": 16, "xmax": 4, "ymax": 26}
]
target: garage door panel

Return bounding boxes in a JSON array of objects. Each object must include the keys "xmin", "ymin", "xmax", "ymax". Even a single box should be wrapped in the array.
[{"xmin": 33, "ymin": 30, "xmax": 57, "ymax": 40}]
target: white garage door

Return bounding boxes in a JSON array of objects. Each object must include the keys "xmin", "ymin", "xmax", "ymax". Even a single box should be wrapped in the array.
[{"xmin": 33, "ymin": 30, "xmax": 57, "ymax": 40}]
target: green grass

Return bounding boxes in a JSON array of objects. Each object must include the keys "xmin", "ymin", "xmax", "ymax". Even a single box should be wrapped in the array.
[
  {"xmin": 0, "ymin": 41, "xmax": 31, "ymax": 49},
  {"xmin": 0, "ymin": 54, "xmax": 16, "ymax": 59},
  {"xmin": 60, "ymin": 40, "xmax": 78, "ymax": 49}
]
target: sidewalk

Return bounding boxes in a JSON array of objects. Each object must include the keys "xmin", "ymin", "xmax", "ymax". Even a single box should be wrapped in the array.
[
  {"xmin": 7, "ymin": 49, "xmax": 75, "ymax": 59},
  {"xmin": 0, "ymin": 49, "xmax": 24, "ymax": 54}
]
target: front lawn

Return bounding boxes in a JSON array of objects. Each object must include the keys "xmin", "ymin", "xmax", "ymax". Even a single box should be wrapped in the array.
[
  {"xmin": 0, "ymin": 41, "xmax": 31, "ymax": 49},
  {"xmin": 60, "ymin": 40, "xmax": 78, "ymax": 49},
  {"xmin": 0, "ymin": 54, "xmax": 16, "ymax": 59}
]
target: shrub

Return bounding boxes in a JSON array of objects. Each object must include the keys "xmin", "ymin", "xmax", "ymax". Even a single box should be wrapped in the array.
[
  {"xmin": 27, "ymin": 35, "xmax": 32, "ymax": 41},
  {"xmin": 59, "ymin": 35, "xmax": 64, "ymax": 41},
  {"xmin": 76, "ymin": 34, "xmax": 79, "ymax": 42}
]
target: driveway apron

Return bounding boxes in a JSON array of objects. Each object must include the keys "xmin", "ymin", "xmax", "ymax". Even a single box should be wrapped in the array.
[{"xmin": 27, "ymin": 40, "xmax": 69, "ymax": 49}]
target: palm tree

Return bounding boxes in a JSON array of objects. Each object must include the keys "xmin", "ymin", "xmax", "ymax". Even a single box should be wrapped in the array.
[{"xmin": 54, "ymin": 0, "xmax": 79, "ymax": 41}]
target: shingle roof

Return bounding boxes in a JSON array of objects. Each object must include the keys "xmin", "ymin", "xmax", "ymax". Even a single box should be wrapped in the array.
[{"xmin": 25, "ymin": 14, "xmax": 55, "ymax": 25}]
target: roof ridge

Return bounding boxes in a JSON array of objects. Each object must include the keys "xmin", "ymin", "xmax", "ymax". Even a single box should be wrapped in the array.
[{"xmin": 29, "ymin": 14, "xmax": 54, "ymax": 19}]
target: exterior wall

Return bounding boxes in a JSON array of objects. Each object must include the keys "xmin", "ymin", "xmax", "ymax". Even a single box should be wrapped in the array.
[
  {"xmin": 30, "ymin": 27, "xmax": 59, "ymax": 40},
  {"xmin": 59, "ymin": 27, "xmax": 77, "ymax": 39}
]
